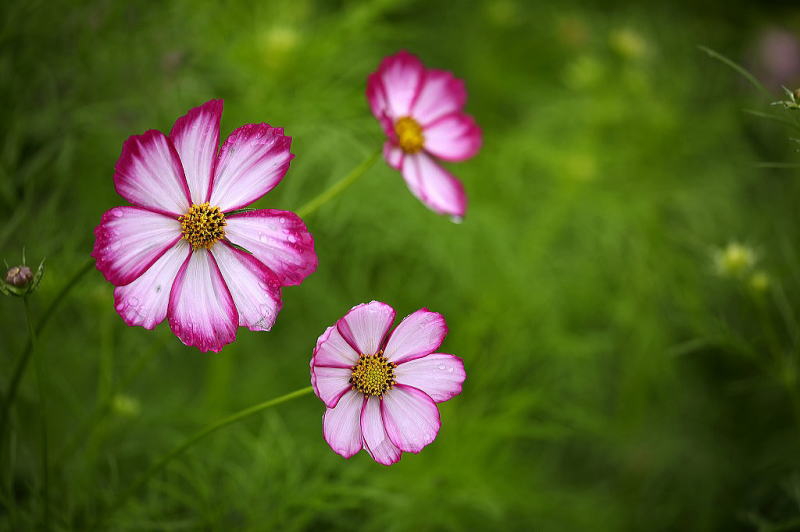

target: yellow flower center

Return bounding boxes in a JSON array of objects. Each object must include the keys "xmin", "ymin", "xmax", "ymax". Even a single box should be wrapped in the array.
[
  {"xmin": 178, "ymin": 203, "xmax": 226, "ymax": 250},
  {"xmin": 350, "ymin": 352, "xmax": 397, "ymax": 397},
  {"xmin": 394, "ymin": 116, "xmax": 425, "ymax": 154}
]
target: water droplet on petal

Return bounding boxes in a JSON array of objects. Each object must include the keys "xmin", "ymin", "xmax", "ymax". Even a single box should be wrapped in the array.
[{"xmin": 450, "ymin": 215, "xmax": 464, "ymax": 224}]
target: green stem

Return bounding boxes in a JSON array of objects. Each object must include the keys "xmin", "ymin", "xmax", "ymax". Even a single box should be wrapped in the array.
[
  {"xmin": 0, "ymin": 257, "xmax": 95, "ymax": 438},
  {"xmin": 97, "ymin": 386, "xmax": 314, "ymax": 527},
  {"xmin": 698, "ymin": 45, "xmax": 773, "ymax": 99},
  {"xmin": 295, "ymin": 147, "xmax": 382, "ymax": 218},
  {"xmin": 23, "ymin": 297, "xmax": 49, "ymax": 531}
]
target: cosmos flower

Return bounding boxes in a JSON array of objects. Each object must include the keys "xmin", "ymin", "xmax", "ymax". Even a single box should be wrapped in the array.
[
  {"xmin": 92, "ymin": 100, "xmax": 317, "ymax": 352},
  {"xmin": 367, "ymin": 50, "xmax": 482, "ymax": 219},
  {"xmin": 310, "ymin": 301, "xmax": 466, "ymax": 465}
]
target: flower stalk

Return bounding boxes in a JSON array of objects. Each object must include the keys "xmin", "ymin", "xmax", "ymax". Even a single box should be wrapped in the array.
[
  {"xmin": 95, "ymin": 386, "xmax": 314, "ymax": 527},
  {"xmin": 296, "ymin": 147, "xmax": 382, "ymax": 218}
]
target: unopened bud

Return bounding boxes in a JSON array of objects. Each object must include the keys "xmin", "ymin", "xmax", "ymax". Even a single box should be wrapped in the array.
[{"xmin": 5, "ymin": 265, "xmax": 33, "ymax": 287}]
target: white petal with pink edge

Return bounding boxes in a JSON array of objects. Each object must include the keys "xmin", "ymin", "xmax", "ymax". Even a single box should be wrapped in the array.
[
  {"xmin": 323, "ymin": 390, "xmax": 364, "ymax": 459},
  {"xmin": 383, "ymin": 142, "xmax": 404, "ymax": 170},
  {"xmin": 311, "ymin": 366, "xmax": 352, "ymax": 408},
  {"xmin": 167, "ymin": 249, "xmax": 237, "ymax": 352},
  {"xmin": 313, "ymin": 325, "xmax": 359, "ymax": 368},
  {"xmin": 208, "ymin": 124, "xmax": 293, "ymax": 212},
  {"xmin": 401, "ymin": 152, "xmax": 467, "ymax": 218},
  {"xmin": 114, "ymin": 129, "xmax": 191, "ymax": 216},
  {"xmin": 374, "ymin": 51, "xmax": 425, "ymax": 118},
  {"xmin": 224, "ymin": 210, "xmax": 316, "ymax": 286},
  {"xmin": 92, "ymin": 206, "xmax": 182, "ymax": 286},
  {"xmin": 395, "ymin": 353, "xmax": 465, "ymax": 403},
  {"xmin": 366, "ymin": 71, "xmax": 389, "ymax": 119},
  {"xmin": 211, "ymin": 242, "xmax": 282, "ymax": 331},
  {"xmin": 336, "ymin": 301, "xmax": 396, "ymax": 356},
  {"xmin": 169, "ymin": 100, "xmax": 223, "ymax": 204},
  {"xmin": 381, "ymin": 384, "xmax": 440, "ymax": 453},
  {"xmin": 113, "ymin": 240, "xmax": 190, "ymax": 329},
  {"xmin": 361, "ymin": 396, "xmax": 402, "ymax": 465},
  {"xmin": 411, "ymin": 69, "xmax": 467, "ymax": 126},
  {"xmin": 423, "ymin": 112, "xmax": 481, "ymax": 162},
  {"xmin": 384, "ymin": 308, "xmax": 447, "ymax": 364}
]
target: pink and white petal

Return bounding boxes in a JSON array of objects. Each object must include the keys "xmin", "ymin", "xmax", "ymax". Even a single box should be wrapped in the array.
[
  {"xmin": 423, "ymin": 112, "xmax": 482, "ymax": 162},
  {"xmin": 374, "ymin": 50, "xmax": 425, "ymax": 118},
  {"xmin": 383, "ymin": 141, "xmax": 404, "ymax": 170},
  {"xmin": 92, "ymin": 206, "xmax": 182, "ymax": 286},
  {"xmin": 361, "ymin": 396, "xmax": 402, "ymax": 465},
  {"xmin": 383, "ymin": 308, "xmax": 448, "ymax": 364},
  {"xmin": 167, "ymin": 249, "xmax": 238, "ymax": 352},
  {"xmin": 169, "ymin": 99, "xmax": 223, "ymax": 204},
  {"xmin": 208, "ymin": 124, "xmax": 293, "ymax": 212},
  {"xmin": 113, "ymin": 240, "xmax": 190, "ymax": 329},
  {"xmin": 311, "ymin": 366, "xmax": 353, "ymax": 408},
  {"xmin": 323, "ymin": 390, "xmax": 365, "ymax": 459},
  {"xmin": 401, "ymin": 152, "xmax": 467, "ymax": 218},
  {"xmin": 114, "ymin": 129, "xmax": 191, "ymax": 215},
  {"xmin": 381, "ymin": 384, "xmax": 441, "ymax": 454},
  {"xmin": 411, "ymin": 68, "xmax": 467, "ymax": 126},
  {"xmin": 211, "ymin": 242, "xmax": 282, "ymax": 331},
  {"xmin": 366, "ymin": 71, "xmax": 389, "ymax": 119},
  {"xmin": 336, "ymin": 301, "xmax": 396, "ymax": 356},
  {"xmin": 224, "ymin": 210, "xmax": 316, "ymax": 286},
  {"xmin": 394, "ymin": 353, "xmax": 465, "ymax": 403},
  {"xmin": 313, "ymin": 325, "xmax": 360, "ymax": 368}
]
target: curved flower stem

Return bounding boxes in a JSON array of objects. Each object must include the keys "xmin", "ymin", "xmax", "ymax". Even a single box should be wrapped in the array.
[
  {"xmin": 23, "ymin": 297, "xmax": 50, "ymax": 531},
  {"xmin": 0, "ymin": 257, "xmax": 95, "ymax": 439},
  {"xmin": 295, "ymin": 146, "xmax": 382, "ymax": 218},
  {"xmin": 96, "ymin": 386, "xmax": 314, "ymax": 528}
]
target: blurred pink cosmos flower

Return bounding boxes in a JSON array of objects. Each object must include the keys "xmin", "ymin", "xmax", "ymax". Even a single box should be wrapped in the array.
[
  {"xmin": 310, "ymin": 301, "xmax": 466, "ymax": 465},
  {"xmin": 92, "ymin": 100, "xmax": 317, "ymax": 352},
  {"xmin": 367, "ymin": 50, "xmax": 482, "ymax": 219}
]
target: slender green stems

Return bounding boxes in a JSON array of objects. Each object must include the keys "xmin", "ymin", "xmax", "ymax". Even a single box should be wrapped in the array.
[
  {"xmin": 295, "ymin": 147, "xmax": 382, "ymax": 218},
  {"xmin": 97, "ymin": 386, "xmax": 314, "ymax": 527},
  {"xmin": 24, "ymin": 297, "xmax": 50, "ymax": 531},
  {"xmin": 698, "ymin": 45, "xmax": 773, "ymax": 99},
  {"xmin": 0, "ymin": 257, "xmax": 95, "ymax": 438}
]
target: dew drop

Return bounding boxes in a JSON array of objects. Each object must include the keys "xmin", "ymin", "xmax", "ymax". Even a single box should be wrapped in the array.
[
  {"xmin": 450, "ymin": 215, "xmax": 463, "ymax": 224},
  {"xmin": 258, "ymin": 233, "xmax": 270, "ymax": 243}
]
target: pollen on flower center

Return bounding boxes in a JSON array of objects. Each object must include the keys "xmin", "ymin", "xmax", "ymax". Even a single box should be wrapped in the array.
[
  {"xmin": 179, "ymin": 202, "xmax": 226, "ymax": 250},
  {"xmin": 350, "ymin": 352, "xmax": 397, "ymax": 397},
  {"xmin": 394, "ymin": 116, "xmax": 425, "ymax": 154}
]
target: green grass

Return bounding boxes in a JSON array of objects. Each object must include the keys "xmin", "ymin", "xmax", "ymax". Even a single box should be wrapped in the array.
[{"xmin": 2, "ymin": 0, "xmax": 800, "ymax": 530}]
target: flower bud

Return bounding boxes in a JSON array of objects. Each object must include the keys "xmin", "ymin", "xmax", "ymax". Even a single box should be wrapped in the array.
[
  {"xmin": 5, "ymin": 265, "xmax": 33, "ymax": 287},
  {"xmin": 714, "ymin": 242, "xmax": 756, "ymax": 278},
  {"xmin": 1, "ymin": 259, "xmax": 44, "ymax": 297}
]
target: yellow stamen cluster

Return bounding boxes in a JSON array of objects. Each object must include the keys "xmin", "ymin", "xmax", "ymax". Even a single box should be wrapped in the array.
[
  {"xmin": 179, "ymin": 203, "xmax": 226, "ymax": 250},
  {"xmin": 350, "ymin": 351, "xmax": 397, "ymax": 397},
  {"xmin": 394, "ymin": 116, "xmax": 425, "ymax": 154}
]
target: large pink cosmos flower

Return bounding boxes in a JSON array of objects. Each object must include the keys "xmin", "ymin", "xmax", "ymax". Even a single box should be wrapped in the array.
[
  {"xmin": 367, "ymin": 51, "xmax": 482, "ymax": 219},
  {"xmin": 92, "ymin": 100, "xmax": 317, "ymax": 352},
  {"xmin": 310, "ymin": 301, "xmax": 466, "ymax": 465}
]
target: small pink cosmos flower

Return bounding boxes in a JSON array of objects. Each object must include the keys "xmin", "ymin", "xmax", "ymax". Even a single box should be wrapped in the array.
[
  {"xmin": 92, "ymin": 100, "xmax": 317, "ymax": 352},
  {"xmin": 367, "ymin": 50, "xmax": 482, "ymax": 219},
  {"xmin": 310, "ymin": 301, "xmax": 466, "ymax": 465}
]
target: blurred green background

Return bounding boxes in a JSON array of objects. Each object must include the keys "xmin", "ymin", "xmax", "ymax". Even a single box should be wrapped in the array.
[{"xmin": 3, "ymin": 0, "xmax": 800, "ymax": 530}]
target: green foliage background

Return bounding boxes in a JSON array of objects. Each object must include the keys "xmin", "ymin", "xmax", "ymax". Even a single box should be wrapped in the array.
[{"xmin": 2, "ymin": 0, "xmax": 800, "ymax": 530}]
